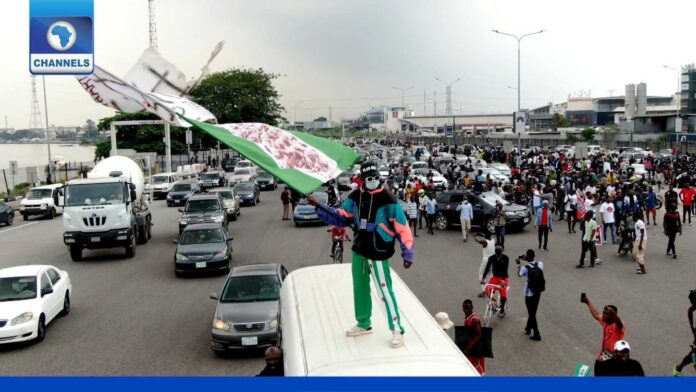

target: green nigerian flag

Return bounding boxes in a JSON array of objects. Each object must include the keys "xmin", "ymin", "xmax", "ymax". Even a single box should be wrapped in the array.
[{"xmin": 184, "ymin": 117, "xmax": 360, "ymax": 194}]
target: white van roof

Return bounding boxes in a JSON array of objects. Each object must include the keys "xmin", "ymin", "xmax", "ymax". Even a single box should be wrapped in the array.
[
  {"xmin": 152, "ymin": 172, "xmax": 177, "ymax": 177},
  {"xmin": 281, "ymin": 264, "xmax": 479, "ymax": 376},
  {"xmin": 30, "ymin": 183, "xmax": 64, "ymax": 190}
]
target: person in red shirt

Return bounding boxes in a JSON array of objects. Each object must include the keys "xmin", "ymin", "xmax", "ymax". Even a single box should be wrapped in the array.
[
  {"xmin": 328, "ymin": 225, "xmax": 350, "ymax": 258},
  {"xmin": 679, "ymin": 185, "xmax": 694, "ymax": 225},
  {"xmin": 581, "ymin": 295, "xmax": 626, "ymax": 372},
  {"xmin": 462, "ymin": 299, "xmax": 485, "ymax": 375}
]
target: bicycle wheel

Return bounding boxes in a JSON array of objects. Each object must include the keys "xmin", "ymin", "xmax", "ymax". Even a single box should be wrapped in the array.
[{"xmin": 483, "ymin": 300, "xmax": 493, "ymax": 327}]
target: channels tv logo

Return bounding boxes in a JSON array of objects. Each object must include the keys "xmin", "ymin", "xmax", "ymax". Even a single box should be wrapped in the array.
[{"xmin": 30, "ymin": 0, "xmax": 94, "ymax": 75}]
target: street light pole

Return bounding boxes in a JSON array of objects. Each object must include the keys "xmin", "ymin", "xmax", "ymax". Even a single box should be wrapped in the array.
[
  {"xmin": 492, "ymin": 29, "xmax": 546, "ymax": 154},
  {"xmin": 392, "ymin": 86, "xmax": 414, "ymax": 109},
  {"xmin": 663, "ymin": 65, "xmax": 682, "ymax": 133},
  {"xmin": 293, "ymin": 101, "xmax": 303, "ymax": 125},
  {"xmin": 41, "ymin": 76, "xmax": 53, "ymax": 184}
]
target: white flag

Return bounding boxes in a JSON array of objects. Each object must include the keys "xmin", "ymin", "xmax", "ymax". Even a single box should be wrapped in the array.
[
  {"xmin": 124, "ymin": 47, "xmax": 189, "ymax": 97},
  {"xmin": 76, "ymin": 65, "xmax": 216, "ymax": 127}
]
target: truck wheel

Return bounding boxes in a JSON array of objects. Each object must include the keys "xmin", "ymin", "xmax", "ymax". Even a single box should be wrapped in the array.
[
  {"xmin": 146, "ymin": 218, "xmax": 152, "ymax": 239},
  {"xmin": 50, "ymin": 208, "xmax": 56, "ymax": 219},
  {"xmin": 137, "ymin": 224, "xmax": 148, "ymax": 244},
  {"xmin": 125, "ymin": 235, "xmax": 136, "ymax": 258},
  {"xmin": 22, "ymin": 213, "xmax": 28, "ymax": 221},
  {"xmin": 69, "ymin": 245, "xmax": 82, "ymax": 261}
]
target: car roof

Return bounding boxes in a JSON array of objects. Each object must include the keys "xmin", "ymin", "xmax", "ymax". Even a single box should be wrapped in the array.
[
  {"xmin": 183, "ymin": 223, "xmax": 226, "ymax": 231},
  {"xmin": 188, "ymin": 194, "xmax": 220, "ymax": 201},
  {"xmin": 30, "ymin": 184, "xmax": 64, "ymax": 190},
  {"xmin": 231, "ymin": 263, "xmax": 280, "ymax": 276},
  {"xmin": 208, "ymin": 187, "xmax": 232, "ymax": 192},
  {"xmin": 152, "ymin": 172, "xmax": 177, "ymax": 176},
  {"xmin": 174, "ymin": 180, "xmax": 197, "ymax": 185},
  {"xmin": 0, "ymin": 265, "xmax": 55, "ymax": 277}
]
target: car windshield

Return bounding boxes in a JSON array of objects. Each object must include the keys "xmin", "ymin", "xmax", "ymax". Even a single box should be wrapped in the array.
[
  {"xmin": 0, "ymin": 276, "xmax": 37, "ymax": 302},
  {"xmin": 180, "ymin": 228, "xmax": 225, "ymax": 245},
  {"xmin": 258, "ymin": 172, "xmax": 272, "ymax": 178},
  {"xmin": 26, "ymin": 189, "xmax": 53, "ymax": 199},
  {"xmin": 234, "ymin": 169, "xmax": 250, "ymax": 175},
  {"xmin": 201, "ymin": 173, "xmax": 219, "ymax": 180},
  {"xmin": 171, "ymin": 184, "xmax": 193, "ymax": 192},
  {"xmin": 234, "ymin": 183, "xmax": 254, "ymax": 192},
  {"xmin": 151, "ymin": 176, "xmax": 168, "ymax": 184},
  {"xmin": 299, "ymin": 192, "xmax": 328, "ymax": 205},
  {"xmin": 65, "ymin": 183, "xmax": 124, "ymax": 206},
  {"xmin": 214, "ymin": 190, "xmax": 232, "ymax": 199},
  {"xmin": 220, "ymin": 275, "xmax": 281, "ymax": 303},
  {"xmin": 185, "ymin": 199, "xmax": 220, "ymax": 212},
  {"xmin": 480, "ymin": 192, "xmax": 509, "ymax": 207}
]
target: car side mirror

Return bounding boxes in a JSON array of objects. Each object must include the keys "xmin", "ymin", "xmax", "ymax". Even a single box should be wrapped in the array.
[
  {"xmin": 42, "ymin": 287, "xmax": 53, "ymax": 297},
  {"xmin": 178, "ymin": 208, "xmax": 184, "ymax": 213},
  {"xmin": 209, "ymin": 292, "xmax": 219, "ymax": 300},
  {"xmin": 53, "ymin": 194, "xmax": 59, "ymax": 206},
  {"xmin": 130, "ymin": 189, "xmax": 137, "ymax": 202},
  {"xmin": 172, "ymin": 239, "xmax": 178, "ymax": 244},
  {"xmin": 226, "ymin": 237, "xmax": 234, "ymax": 242}
]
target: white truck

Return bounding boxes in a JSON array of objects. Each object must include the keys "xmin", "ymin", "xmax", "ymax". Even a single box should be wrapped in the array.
[{"xmin": 62, "ymin": 156, "xmax": 152, "ymax": 261}]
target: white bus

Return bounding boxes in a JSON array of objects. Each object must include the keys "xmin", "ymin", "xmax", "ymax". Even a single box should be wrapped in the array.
[{"xmin": 279, "ymin": 264, "xmax": 479, "ymax": 376}]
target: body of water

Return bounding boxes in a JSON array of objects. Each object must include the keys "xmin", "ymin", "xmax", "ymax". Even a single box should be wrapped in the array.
[{"xmin": 0, "ymin": 143, "xmax": 96, "ymax": 170}]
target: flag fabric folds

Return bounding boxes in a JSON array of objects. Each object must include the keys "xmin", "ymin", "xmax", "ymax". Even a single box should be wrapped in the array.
[
  {"xmin": 184, "ymin": 117, "xmax": 360, "ymax": 195},
  {"xmin": 576, "ymin": 190, "xmax": 587, "ymax": 220}
]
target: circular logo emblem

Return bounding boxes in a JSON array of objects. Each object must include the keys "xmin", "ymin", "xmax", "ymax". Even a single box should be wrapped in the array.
[{"xmin": 46, "ymin": 21, "xmax": 77, "ymax": 51}]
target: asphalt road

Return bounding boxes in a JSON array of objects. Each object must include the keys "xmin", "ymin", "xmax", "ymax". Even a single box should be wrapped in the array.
[{"xmin": 0, "ymin": 189, "xmax": 693, "ymax": 376}]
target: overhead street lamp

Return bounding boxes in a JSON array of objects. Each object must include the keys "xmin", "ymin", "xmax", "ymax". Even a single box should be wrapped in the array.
[
  {"xmin": 663, "ymin": 65, "xmax": 682, "ymax": 133},
  {"xmin": 293, "ymin": 101, "xmax": 303, "ymax": 124},
  {"xmin": 434, "ymin": 77, "xmax": 461, "ymax": 115},
  {"xmin": 492, "ymin": 28, "xmax": 546, "ymax": 154},
  {"xmin": 392, "ymin": 86, "xmax": 414, "ymax": 109}
]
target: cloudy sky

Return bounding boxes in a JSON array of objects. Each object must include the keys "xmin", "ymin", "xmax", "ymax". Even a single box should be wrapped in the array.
[{"xmin": 1, "ymin": 0, "xmax": 694, "ymax": 128}]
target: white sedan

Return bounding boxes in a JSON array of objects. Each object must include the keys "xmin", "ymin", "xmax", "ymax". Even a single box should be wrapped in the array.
[
  {"xmin": 0, "ymin": 265, "xmax": 71, "ymax": 344},
  {"xmin": 228, "ymin": 168, "xmax": 257, "ymax": 185}
]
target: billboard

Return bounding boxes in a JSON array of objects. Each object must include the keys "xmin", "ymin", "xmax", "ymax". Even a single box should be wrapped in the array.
[
  {"xmin": 514, "ymin": 111, "xmax": 527, "ymax": 134},
  {"xmin": 566, "ymin": 110, "xmax": 597, "ymax": 126}
]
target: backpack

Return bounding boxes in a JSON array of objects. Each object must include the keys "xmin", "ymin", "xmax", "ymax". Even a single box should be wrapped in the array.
[{"xmin": 526, "ymin": 262, "xmax": 545, "ymax": 294}]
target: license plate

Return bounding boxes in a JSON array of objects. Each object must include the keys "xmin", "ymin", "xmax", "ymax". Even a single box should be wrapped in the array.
[
  {"xmin": 241, "ymin": 336, "xmax": 258, "ymax": 346},
  {"xmin": 175, "ymin": 200, "xmax": 181, "ymax": 203},
  {"xmin": 91, "ymin": 237, "xmax": 100, "ymax": 242},
  {"xmin": 195, "ymin": 262, "xmax": 206, "ymax": 269}
]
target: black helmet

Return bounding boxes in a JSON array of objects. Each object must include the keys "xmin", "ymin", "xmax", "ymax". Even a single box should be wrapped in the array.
[{"xmin": 360, "ymin": 160, "xmax": 380, "ymax": 179}]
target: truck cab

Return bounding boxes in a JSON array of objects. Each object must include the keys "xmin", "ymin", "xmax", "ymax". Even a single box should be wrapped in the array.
[{"xmin": 19, "ymin": 184, "xmax": 64, "ymax": 220}]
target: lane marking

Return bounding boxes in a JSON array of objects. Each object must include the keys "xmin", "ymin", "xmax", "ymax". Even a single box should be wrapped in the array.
[{"xmin": 0, "ymin": 222, "xmax": 39, "ymax": 234}]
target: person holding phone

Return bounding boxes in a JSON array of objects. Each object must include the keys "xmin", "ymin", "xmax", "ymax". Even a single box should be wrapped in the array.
[
  {"xmin": 517, "ymin": 249, "xmax": 544, "ymax": 341},
  {"xmin": 581, "ymin": 294, "xmax": 626, "ymax": 372}
]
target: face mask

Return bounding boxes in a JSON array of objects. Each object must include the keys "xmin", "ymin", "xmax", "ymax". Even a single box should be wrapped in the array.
[{"xmin": 365, "ymin": 180, "xmax": 380, "ymax": 190}]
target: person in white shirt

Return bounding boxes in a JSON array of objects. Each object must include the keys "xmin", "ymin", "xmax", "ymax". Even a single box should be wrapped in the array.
[
  {"xmin": 532, "ymin": 185, "xmax": 542, "ymax": 215},
  {"xmin": 633, "ymin": 212, "xmax": 647, "ymax": 275},
  {"xmin": 564, "ymin": 192, "xmax": 578, "ymax": 233},
  {"xmin": 475, "ymin": 233, "xmax": 496, "ymax": 297},
  {"xmin": 599, "ymin": 196, "xmax": 617, "ymax": 244},
  {"xmin": 456, "ymin": 197, "xmax": 474, "ymax": 242}
]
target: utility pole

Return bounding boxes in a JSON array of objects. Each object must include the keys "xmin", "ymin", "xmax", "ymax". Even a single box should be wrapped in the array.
[
  {"xmin": 329, "ymin": 106, "xmax": 332, "ymax": 124},
  {"xmin": 423, "ymin": 88, "xmax": 426, "ymax": 116},
  {"xmin": 392, "ymin": 86, "xmax": 414, "ymax": 109},
  {"xmin": 42, "ymin": 76, "xmax": 53, "ymax": 183},
  {"xmin": 435, "ymin": 77, "xmax": 461, "ymax": 115},
  {"xmin": 433, "ymin": 90, "xmax": 437, "ymax": 116}
]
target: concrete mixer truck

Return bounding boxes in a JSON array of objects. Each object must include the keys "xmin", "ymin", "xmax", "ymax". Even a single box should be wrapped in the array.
[{"xmin": 62, "ymin": 156, "xmax": 153, "ymax": 261}]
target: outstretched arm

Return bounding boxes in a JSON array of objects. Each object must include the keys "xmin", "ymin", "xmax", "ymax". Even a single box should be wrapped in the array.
[{"xmin": 310, "ymin": 196, "xmax": 354, "ymax": 228}]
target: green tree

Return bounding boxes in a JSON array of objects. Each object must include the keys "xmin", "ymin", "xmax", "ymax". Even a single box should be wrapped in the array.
[
  {"xmin": 551, "ymin": 113, "xmax": 570, "ymax": 130},
  {"xmin": 189, "ymin": 68, "xmax": 285, "ymax": 125},
  {"xmin": 566, "ymin": 133, "xmax": 578, "ymax": 143},
  {"xmin": 581, "ymin": 127, "xmax": 596, "ymax": 141}
]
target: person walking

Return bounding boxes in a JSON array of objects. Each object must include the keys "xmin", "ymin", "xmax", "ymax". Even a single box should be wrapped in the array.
[
  {"xmin": 418, "ymin": 188, "xmax": 428, "ymax": 229},
  {"xmin": 680, "ymin": 184, "xmax": 694, "ymax": 225},
  {"xmin": 599, "ymin": 196, "xmax": 618, "ymax": 244},
  {"xmin": 461, "ymin": 299, "xmax": 485, "ymax": 375},
  {"xmin": 644, "ymin": 187, "xmax": 657, "ymax": 226},
  {"xmin": 425, "ymin": 195, "xmax": 436, "ymax": 235},
  {"xmin": 310, "ymin": 161, "xmax": 414, "ymax": 348},
  {"xmin": 406, "ymin": 195, "xmax": 419, "ymax": 237},
  {"xmin": 595, "ymin": 340, "xmax": 645, "ymax": 376},
  {"xmin": 493, "ymin": 201, "xmax": 506, "ymax": 246},
  {"xmin": 280, "ymin": 186, "xmax": 291, "ymax": 220},
  {"xmin": 577, "ymin": 210, "xmax": 598, "ymax": 268},
  {"xmin": 665, "ymin": 182, "xmax": 679, "ymax": 211},
  {"xmin": 581, "ymin": 295, "xmax": 626, "ymax": 372},
  {"xmin": 516, "ymin": 249, "xmax": 544, "ymax": 341},
  {"xmin": 633, "ymin": 212, "xmax": 647, "ymax": 275},
  {"xmin": 474, "ymin": 233, "xmax": 496, "ymax": 298},
  {"xmin": 663, "ymin": 206, "xmax": 682, "ymax": 258},
  {"xmin": 535, "ymin": 200, "xmax": 553, "ymax": 252},
  {"xmin": 257, "ymin": 347, "xmax": 284, "ymax": 376},
  {"xmin": 565, "ymin": 191, "xmax": 578, "ymax": 233},
  {"xmin": 456, "ymin": 196, "xmax": 473, "ymax": 242}
]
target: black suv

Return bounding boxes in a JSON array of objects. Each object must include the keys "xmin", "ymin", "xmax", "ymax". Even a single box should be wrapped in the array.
[
  {"xmin": 435, "ymin": 190, "xmax": 531, "ymax": 233},
  {"xmin": 178, "ymin": 194, "xmax": 228, "ymax": 235}
]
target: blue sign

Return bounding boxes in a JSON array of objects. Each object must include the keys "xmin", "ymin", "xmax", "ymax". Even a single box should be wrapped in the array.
[
  {"xmin": 668, "ymin": 133, "xmax": 696, "ymax": 143},
  {"xmin": 445, "ymin": 124, "xmax": 454, "ymax": 137},
  {"xmin": 29, "ymin": 0, "xmax": 94, "ymax": 75}
]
